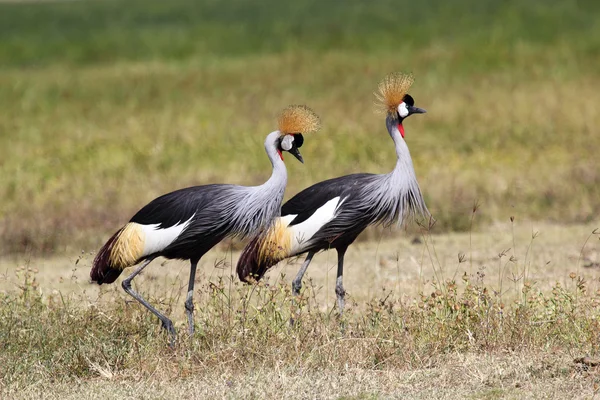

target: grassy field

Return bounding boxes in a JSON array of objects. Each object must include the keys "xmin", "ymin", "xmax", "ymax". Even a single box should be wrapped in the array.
[
  {"xmin": 1, "ymin": 0, "xmax": 600, "ymax": 398},
  {"xmin": 2, "ymin": 221, "xmax": 600, "ymax": 398},
  {"xmin": 0, "ymin": 0, "xmax": 599, "ymax": 253}
]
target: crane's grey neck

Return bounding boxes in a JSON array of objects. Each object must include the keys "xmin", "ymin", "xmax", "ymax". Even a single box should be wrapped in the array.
[
  {"xmin": 262, "ymin": 130, "xmax": 288, "ymax": 193},
  {"xmin": 371, "ymin": 114, "xmax": 430, "ymax": 225},
  {"xmin": 229, "ymin": 130, "xmax": 287, "ymax": 237},
  {"xmin": 385, "ymin": 114, "xmax": 414, "ymax": 172},
  {"xmin": 203, "ymin": 131, "xmax": 288, "ymax": 240}
]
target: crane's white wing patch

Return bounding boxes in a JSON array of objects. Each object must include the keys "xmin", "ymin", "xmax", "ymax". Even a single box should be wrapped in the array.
[
  {"xmin": 280, "ymin": 214, "xmax": 298, "ymax": 226},
  {"xmin": 289, "ymin": 196, "xmax": 344, "ymax": 253},
  {"xmin": 139, "ymin": 215, "xmax": 194, "ymax": 256}
]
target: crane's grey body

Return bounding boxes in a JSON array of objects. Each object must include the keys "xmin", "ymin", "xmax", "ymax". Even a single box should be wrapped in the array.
[
  {"xmin": 283, "ymin": 115, "xmax": 428, "ymax": 253},
  {"xmin": 92, "ymin": 130, "xmax": 295, "ymax": 343},
  {"xmin": 237, "ymin": 101, "xmax": 429, "ymax": 313},
  {"xmin": 134, "ymin": 131, "xmax": 288, "ymax": 261}
]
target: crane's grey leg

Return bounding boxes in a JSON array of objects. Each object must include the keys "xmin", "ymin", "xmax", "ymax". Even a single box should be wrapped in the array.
[
  {"xmin": 290, "ymin": 251, "xmax": 315, "ymax": 327},
  {"xmin": 335, "ymin": 247, "xmax": 348, "ymax": 314},
  {"xmin": 121, "ymin": 257, "xmax": 177, "ymax": 346},
  {"xmin": 184, "ymin": 258, "xmax": 199, "ymax": 336},
  {"xmin": 292, "ymin": 251, "xmax": 315, "ymax": 296}
]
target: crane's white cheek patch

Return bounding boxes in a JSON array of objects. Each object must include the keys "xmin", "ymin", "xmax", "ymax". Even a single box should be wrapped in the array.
[
  {"xmin": 281, "ymin": 135, "xmax": 294, "ymax": 151},
  {"xmin": 290, "ymin": 196, "xmax": 344, "ymax": 253},
  {"xmin": 398, "ymin": 102, "xmax": 409, "ymax": 118},
  {"xmin": 139, "ymin": 216, "xmax": 194, "ymax": 256}
]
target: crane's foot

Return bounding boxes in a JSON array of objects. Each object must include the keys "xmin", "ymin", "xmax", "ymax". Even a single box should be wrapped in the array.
[
  {"xmin": 290, "ymin": 279, "xmax": 303, "ymax": 326},
  {"xmin": 161, "ymin": 319, "xmax": 177, "ymax": 347},
  {"xmin": 185, "ymin": 298, "xmax": 195, "ymax": 336},
  {"xmin": 289, "ymin": 301, "xmax": 303, "ymax": 328},
  {"xmin": 335, "ymin": 285, "xmax": 346, "ymax": 315},
  {"xmin": 292, "ymin": 280, "xmax": 302, "ymax": 296},
  {"xmin": 336, "ymin": 297, "xmax": 345, "ymax": 316},
  {"xmin": 335, "ymin": 286, "xmax": 348, "ymax": 334}
]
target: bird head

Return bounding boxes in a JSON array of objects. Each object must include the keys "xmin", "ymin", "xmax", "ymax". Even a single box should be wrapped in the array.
[
  {"xmin": 375, "ymin": 73, "xmax": 426, "ymax": 137},
  {"xmin": 397, "ymin": 94, "xmax": 427, "ymax": 120},
  {"xmin": 276, "ymin": 105, "xmax": 321, "ymax": 163}
]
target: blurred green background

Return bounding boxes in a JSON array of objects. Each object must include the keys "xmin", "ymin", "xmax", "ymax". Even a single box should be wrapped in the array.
[{"xmin": 0, "ymin": 0, "xmax": 599, "ymax": 254}]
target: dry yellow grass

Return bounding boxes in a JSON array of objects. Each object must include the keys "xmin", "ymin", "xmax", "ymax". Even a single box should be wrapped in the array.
[
  {"xmin": 2, "ymin": 221, "xmax": 599, "ymax": 399},
  {"xmin": 3, "ymin": 220, "xmax": 598, "ymax": 311},
  {"xmin": 4, "ymin": 352, "xmax": 599, "ymax": 399}
]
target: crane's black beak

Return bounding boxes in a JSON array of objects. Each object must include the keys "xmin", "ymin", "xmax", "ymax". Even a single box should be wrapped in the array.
[
  {"xmin": 288, "ymin": 147, "xmax": 304, "ymax": 164},
  {"xmin": 409, "ymin": 106, "xmax": 426, "ymax": 114}
]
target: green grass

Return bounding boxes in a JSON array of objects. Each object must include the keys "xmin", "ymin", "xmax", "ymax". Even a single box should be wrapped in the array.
[
  {"xmin": 0, "ymin": 0, "xmax": 599, "ymax": 255},
  {"xmin": 1, "ymin": 0, "xmax": 597, "ymax": 68}
]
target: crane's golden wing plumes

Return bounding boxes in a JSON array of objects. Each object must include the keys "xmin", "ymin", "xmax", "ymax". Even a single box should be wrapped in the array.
[
  {"xmin": 278, "ymin": 105, "xmax": 321, "ymax": 135},
  {"xmin": 375, "ymin": 72, "xmax": 414, "ymax": 115}
]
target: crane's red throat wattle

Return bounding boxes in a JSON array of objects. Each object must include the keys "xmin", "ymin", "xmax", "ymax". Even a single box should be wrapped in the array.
[{"xmin": 398, "ymin": 124, "xmax": 405, "ymax": 138}]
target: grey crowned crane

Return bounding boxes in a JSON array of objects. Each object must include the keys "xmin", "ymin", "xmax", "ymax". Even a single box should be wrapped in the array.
[
  {"xmin": 90, "ymin": 105, "xmax": 320, "ymax": 340},
  {"xmin": 237, "ymin": 73, "xmax": 430, "ymax": 313}
]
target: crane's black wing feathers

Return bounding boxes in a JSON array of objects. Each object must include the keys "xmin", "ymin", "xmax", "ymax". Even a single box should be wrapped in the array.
[
  {"xmin": 130, "ymin": 184, "xmax": 226, "ymax": 229},
  {"xmin": 283, "ymin": 173, "xmax": 376, "ymax": 226},
  {"xmin": 130, "ymin": 184, "xmax": 241, "ymax": 260}
]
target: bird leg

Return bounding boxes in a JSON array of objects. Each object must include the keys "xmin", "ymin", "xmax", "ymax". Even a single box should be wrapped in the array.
[
  {"xmin": 184, "ymin": 258, "xmax": 199, "ymax": 336},
  {"xmin": 335, "ymin": 247, "xmax": 348, "ymax": 314},
  {"xmin": 121, "ymin": 257, "xmax": 177, "ymax": 346},
  {"xmin": 289, "ymin": 251, "xmax": 315, "ymax": 327},
  {"xmin": 292, "ymin": 251, "xmax": 315, "ymax": 296}
]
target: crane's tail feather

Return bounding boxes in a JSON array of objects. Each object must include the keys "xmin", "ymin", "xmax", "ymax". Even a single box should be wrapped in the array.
[
  {"xmin": 90, "ymin": 228, "xmax": 124, "ymax": 284},
  {"xmin": 90, "ymin": 223, "xmax": 145, "ymax": 285},
  {"xmin": 237, "ymin": 221, "xmax": 293, "ymax": 283},
  {"xmin": 237, "ymin": 236, "xmax": 269, "ymax": 283}
]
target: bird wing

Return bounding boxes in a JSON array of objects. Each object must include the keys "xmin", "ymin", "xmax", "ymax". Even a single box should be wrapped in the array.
[
  {"xmin": 236, "ymin": 174, "xmax": 379, "ymax": 281},
  {"xmin": 130, "ymin": 185, "xmax": 226, "ymax": 228},
  {"xmin": 281, "ymin": 173, "xmax": 378, "ymax": 253},
  {"xmin": 282, "ymin": 173, "xmax": 375, "ymax": 225},
  {"xmin": 128, "ymin": 184, "xmax": 240, "ymax": 258}
]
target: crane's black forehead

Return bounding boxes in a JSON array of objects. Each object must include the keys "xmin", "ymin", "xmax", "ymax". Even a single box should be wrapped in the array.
[
  {"xmin": 293, "ymin": 133, "xmax": 304, "ymax": 148},
  {"xmin": 403, "ymin": 94, "xmax": 415, "ymax": 106}
]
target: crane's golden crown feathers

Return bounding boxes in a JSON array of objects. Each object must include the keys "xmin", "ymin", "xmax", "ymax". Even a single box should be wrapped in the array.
[
  {"xmin": 375, "ymin": 72, "xmax": 414, "ymax": 115},
  {"xmin": 278, "ymin": 105, "xmax": 321, "ymax": 135}
]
